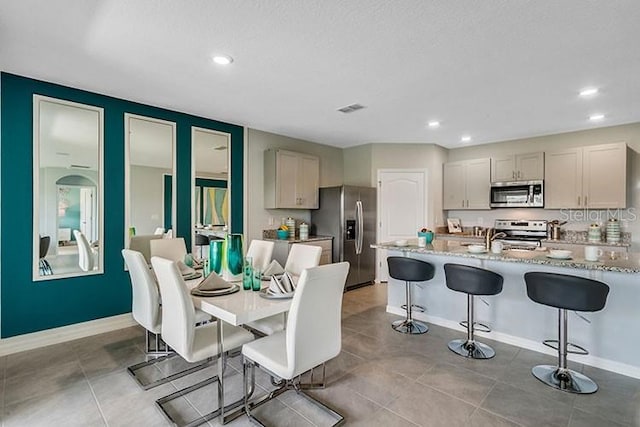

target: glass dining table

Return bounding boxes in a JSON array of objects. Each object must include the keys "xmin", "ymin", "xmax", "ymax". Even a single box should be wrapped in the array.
[{"xmin": 187, "ymin": 280, "xmax": 292, "ymax": 424}]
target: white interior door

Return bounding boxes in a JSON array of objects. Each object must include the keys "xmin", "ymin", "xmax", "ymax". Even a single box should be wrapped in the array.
[
  {"xmin": 377, "ymin": 170, "xmax": 426, "ymax": 282},
  {"xmin": 80, "ymin": 187, "xmax": 95, "ymax": 241}
]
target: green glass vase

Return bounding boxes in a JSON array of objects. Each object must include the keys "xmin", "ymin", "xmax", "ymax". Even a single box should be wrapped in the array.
[
  {"xmin": 225, "ymin": 233, "xmax": 244, "ymax": 281},
  {"xmin": 208, "ymin": 239, "xmax": 224, "ymax": 275}
]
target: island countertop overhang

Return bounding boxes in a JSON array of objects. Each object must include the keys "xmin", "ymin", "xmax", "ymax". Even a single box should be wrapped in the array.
[{"xmin": 372, "ymin": 239, "xmax": 640, "ymax": 274}]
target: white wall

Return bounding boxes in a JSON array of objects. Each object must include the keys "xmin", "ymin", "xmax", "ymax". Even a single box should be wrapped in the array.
[
  {"xmin": 245, "ymin": 128, "xmax": 343, "ymax": 243},
  {"xmin": 445, "ymin": 122, "xmax": 640, "ymax": 250}
]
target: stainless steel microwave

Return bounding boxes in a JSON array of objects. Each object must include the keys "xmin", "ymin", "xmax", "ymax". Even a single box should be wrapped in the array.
[{"xmin": 490, "ymin": 180, "xmax": 544, "ymax": 208}]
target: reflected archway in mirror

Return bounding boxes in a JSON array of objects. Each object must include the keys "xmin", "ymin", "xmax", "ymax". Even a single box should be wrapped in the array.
[
  {"xmin": 191, "ymin": 127, "xmax": 230, "ymax": 252},
  {"xmin": 33, "ymin": 95, "xmax": 104, "ymax": 280},
  {"xmin": 125, "ymin": 114, "xmax": 176, "ymax": 247}
]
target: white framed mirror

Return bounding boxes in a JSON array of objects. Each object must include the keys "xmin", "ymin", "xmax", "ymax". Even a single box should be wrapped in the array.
[
  {"xmin": 33, "ymin": 95, "xmax": 104, "ymax": 280},
  {"xmin": 124, "ymin": 114, "xmax": 176, "ymax": 251},
  {"xmin": 192, "ymin": 127, "xmax": 231, "ymax": 254}
]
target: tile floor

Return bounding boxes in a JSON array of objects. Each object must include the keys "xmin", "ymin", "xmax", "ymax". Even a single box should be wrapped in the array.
[{"xmin": 1, "ymin": 283, "xmax": 639, "ymax": 426}]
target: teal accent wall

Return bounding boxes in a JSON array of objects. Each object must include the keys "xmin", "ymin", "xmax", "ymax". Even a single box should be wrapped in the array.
[{"xmin": 0, "ymin": 72, "xmax": 244, "ymax": 338}]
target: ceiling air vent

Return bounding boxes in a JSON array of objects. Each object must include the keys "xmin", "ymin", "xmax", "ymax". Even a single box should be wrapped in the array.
[{"xmin": 337, "ymin": 103, "xmax": 366, "ymax": 114}]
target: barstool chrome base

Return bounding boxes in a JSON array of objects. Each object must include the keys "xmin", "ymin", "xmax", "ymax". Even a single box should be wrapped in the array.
[
  {"xmin": 392, "ymin": 319, "xmax": 428, "ymax": 334},
  {"xmin": 532, "ymin": 365, "xmax": 598, "ymax": 394},
  {"xmin": 448, "ymin": 339, "xmax": 495, "ymax": 359}
]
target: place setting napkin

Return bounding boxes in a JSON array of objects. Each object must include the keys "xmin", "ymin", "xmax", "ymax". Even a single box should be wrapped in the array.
[
  {"xmin": 176, "ymin": 260, "xmax": 202, "ymax": 280},
  {"xmin": 263, "ymin": 271, "xmax": 299, "ymax": 298},
  {"xmin": 262, "ymin": 260, "xmax": 285, "ymax": 278},
  {"xmin": 190, "ymin": 270, "xmax": 238, "ymax": 297}
]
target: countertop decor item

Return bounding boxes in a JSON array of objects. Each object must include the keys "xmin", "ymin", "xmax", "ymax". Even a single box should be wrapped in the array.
[
  {"xmin": 418, "ymin": 228, "xmax": 434, "ymax": 244},
  {"xmin": 588, "ymin": 224, "xmax": 602, "ymax": 243},
  {"xmin": 606, "ymin": 218, "xmax": 621, "ymax": 243},
  {"xmin": 447, "ymin": 218, "xmax": 462, "ymax": 233},
  {"xmin": 286, "ymin": 217, "xmax": 295, "ymax": 238},
  {"xmin": 299, "ymin": 223, "xmax": 309, "ymax": 240},
  {"xmin": 276, "ymin": 229, "xmax": 288, "ymax": 239}
]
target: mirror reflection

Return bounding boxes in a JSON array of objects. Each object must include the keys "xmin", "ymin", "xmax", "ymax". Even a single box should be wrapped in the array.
[
  {"xmin": 192, "ymin": 127, "xmax": 230, "ymax": 253},
  {"xmin": 125, "ymin": 114, "xmax": 176, "ymax": 248},
  {"xmin": 33, "ymin": 96, "xmax": 104, "ymax": 279}
]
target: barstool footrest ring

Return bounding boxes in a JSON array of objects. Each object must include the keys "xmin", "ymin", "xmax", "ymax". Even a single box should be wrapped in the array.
[
  {"xmin": 542, "ymin": 339, "xmax": 589, "ymax": 355},
  {"xmin": 459, "ymin": 320, "xmax": 491, "ymax": 333}
]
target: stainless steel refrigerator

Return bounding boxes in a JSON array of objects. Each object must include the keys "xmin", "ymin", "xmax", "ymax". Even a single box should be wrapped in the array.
[{"xmin": 311, "ymin": 186, "xmax": 376, "ymax": 290}]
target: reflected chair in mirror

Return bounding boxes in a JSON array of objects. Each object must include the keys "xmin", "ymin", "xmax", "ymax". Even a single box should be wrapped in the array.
[
  {"xmin": 150, "ymin": 237, "xmax": 187, "ymax": 262},
  {"xmin": 242, "ymin": 262, "xmax": 350, "ymax": 426},
  {"xmin": 122, "ymin": 249, "xmax": 213, "ymax": 390},
  {"xmin": 246, "ymin": 240, "xmax": 275, "ymax": 271},
  {"xmin": 129, "ymin": 234, "xmax": 164, "ymax": 264},
  {"xmin": 73, "ymin": 230, "xmax": 96, "ymax": 272},
  {"xmin": 39, "ymin": 235, "xmax": 53, "ymax": 275},
  {"xmin": 284, "ymin": 244, "xmax": 322, "ymax": 276},
  {"xmin": 444, "ymin": 263, "xmax": 504, "ymax": 359},
  {"xmin": 194, "ymin": 233, "xmax": 210, "ymax": 259},
  {"xmin": 387, "ymin": 257, "xmax": 435, "ymax": 334},
  {"xmin": 524, "ymin": 272, "xmax": 609, "ymax": 394},
  {"xmin": 151, "ymin": 256, "xmax": 254, "ymax": 425}
]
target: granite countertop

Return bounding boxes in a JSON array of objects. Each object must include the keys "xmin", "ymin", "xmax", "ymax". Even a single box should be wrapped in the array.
[
  {"xmin": 264, "ymin": 235, "xmax": 333, "ymax": 244},
  {"xmin": 372, "ymin": 238, "xmax": 640, "ymax": 273},
  {"xmin": 541, "ymin": 238, "xmax": 631, "ymax": 248}
]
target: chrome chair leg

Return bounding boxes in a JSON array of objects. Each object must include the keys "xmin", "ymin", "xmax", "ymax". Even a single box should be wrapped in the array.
[
  {"xmin": 448, "ymin": 294, "xmax": 495, "ymax": 359},
  {"xmin": 532, "ymin": 308, "xmax": 598, "ymax": 394},
  {"xmin": 393, "ymin": 281, "xmax": 428, "ymax": 334}
]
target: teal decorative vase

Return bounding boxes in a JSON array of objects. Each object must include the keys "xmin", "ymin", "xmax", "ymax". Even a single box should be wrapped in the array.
[
  {"xmin": 224, "ymin": 233, "xmax": 244, "ymax": 281},
  {"xmin": 209, "ymin": 239, "xmax": 224, "ymax": 275}
]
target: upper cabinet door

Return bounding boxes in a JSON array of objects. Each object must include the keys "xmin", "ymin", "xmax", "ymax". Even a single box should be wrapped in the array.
[
  {"xmin": 443, "ymin": 162, "xmax": 466, "ymax": 209},
  {"xmin": 516, "ymin": 152, "xmax": 544, "ymax": 180},
  {"xmin": 465, "ymin": 158, "xmax": 491, "ymax": 209},
  {"xmin": 583, "ymin": 143, "xmax": 626, "ymax": 209},
  {"xmin": 491, "ymin": 156, "xmax": 515, "ymax": 182},
  {"xmin": 298, "ymin": 154, "xmax": 319, "ymax": 208},
  {"xmin": 264, "ymin": 149, "xmax": 320, "ymax": 209},
  {"xmin": 545, "ymin": 148, "xmax": 582, "ymax": 209}
]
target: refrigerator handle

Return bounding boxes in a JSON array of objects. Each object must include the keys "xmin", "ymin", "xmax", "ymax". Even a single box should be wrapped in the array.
[{"xmin": 355, "ymin": 200, "xmax": 363, "ymax": 255}]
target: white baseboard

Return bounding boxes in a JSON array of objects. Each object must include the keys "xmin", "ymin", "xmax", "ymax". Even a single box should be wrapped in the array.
[
  {"xmin": 386, "ymin": 305, "xmax": 640, "ymax": 379},
  {"xmin": 0, "ymin": 314, "xmax": 137, "ymax": 356}
]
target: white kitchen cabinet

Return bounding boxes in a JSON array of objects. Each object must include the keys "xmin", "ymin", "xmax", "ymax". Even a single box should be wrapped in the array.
[
  {"xmin": 264, "ymin": 149, "xmax": 319, "ymax": 209},
  {"xmin": 491, "ymin": 152, "xmax": 544, "ymax": 182},
  {"xmin": 443, "ymin": 158, "xmax": 491, "ymax": 210},
  {"xmin": 545, "ymin": 142, "xmax": 626, "ymax": 209}
]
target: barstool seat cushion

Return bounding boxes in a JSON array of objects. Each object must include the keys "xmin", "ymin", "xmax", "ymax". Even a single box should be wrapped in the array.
[
  {"xmin": 444, "ymin": 263, "xmax": 503, "ymax": 295},
  {"xmin": 387, "ymin": 257, "xmax": 435, "ymax": 282},
  {"xmin": 524, "ymin": 272, "xmax": 609, "ymax": 312}
]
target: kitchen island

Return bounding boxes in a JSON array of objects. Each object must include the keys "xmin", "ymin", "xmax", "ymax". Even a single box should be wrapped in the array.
[{"xmin": 373, "ymin": 239, "xmax": 640, "ymax": 378}]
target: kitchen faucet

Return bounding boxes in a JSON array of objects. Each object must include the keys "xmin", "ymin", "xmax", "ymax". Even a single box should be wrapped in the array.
[{"xmin": 485, "ymin": 228, "xmax": 507, "ymax": 250}]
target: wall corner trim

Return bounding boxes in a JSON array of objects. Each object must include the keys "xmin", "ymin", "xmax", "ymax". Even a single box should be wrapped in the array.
[{"xmin": 0, "ymin": 313, "xmax": 137, "ymax": 356}]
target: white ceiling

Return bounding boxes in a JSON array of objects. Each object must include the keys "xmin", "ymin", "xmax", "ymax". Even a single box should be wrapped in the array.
[{"xmin": 3, "ymin": 1, "xmax": 639, "ymax": 149}]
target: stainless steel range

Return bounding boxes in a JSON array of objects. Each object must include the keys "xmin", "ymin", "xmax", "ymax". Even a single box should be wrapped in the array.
[{"xmin": 494, "ymin": 219, "xmax": 548, "ymax": 250}]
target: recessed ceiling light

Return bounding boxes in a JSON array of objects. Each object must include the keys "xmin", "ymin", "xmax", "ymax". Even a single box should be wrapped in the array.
[
  {"xmin": 589, "ymin": 114, "xmax": 605, "ymax": 121},
  {"xmin": 427, "ymin": 121, "xmax": 440, "ymax": 128},
  {"xmin": 212, "ymin": 55, "xmax": 233, "ymax": 65},
  {"xmin": 579, "ymin": 87, "xmax": 599, "ymax": 97},
  {"xmin": 461, "ymin": 135, "xmax": 471, "ymax": 143}
]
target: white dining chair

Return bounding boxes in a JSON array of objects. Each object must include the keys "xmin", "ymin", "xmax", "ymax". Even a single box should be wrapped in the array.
[
  {"xmin": 246, "ymin": 239, "xmax": 275, "ymax": 271},
  {"xmin": 284, "ymin": 243, "xmax": 322, "ymax": 276},
  {"xmin": 245, "ymin": 243, "xmax": 322, "ymax": 337},
  {"xmin": 242, "ymin": 262, "xmax": 350, "ymax": 426},
  {"xmin": 154, "ymin": 227, "xmax": 165, "ymax": 235},
  {"xmin": 151, "ymin": 256, "xmax": 254, "ymax": 426},
  {"xmin": 73, "ymin": 230, "xmax": 96, "ymax": 272},
  {"xmin": 129, "ymin": 234, "xmax": 163, "ymax": 264},
  {"xmin": 150, "ymin": 237, "xmax": 187, "ymax": 262},
  {"xmin": 122, "ymin": 249, "xmax": 212, "ymax": 389}
]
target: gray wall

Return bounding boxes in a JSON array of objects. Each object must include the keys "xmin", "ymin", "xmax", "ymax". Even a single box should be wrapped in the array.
[
  {"xmin": 130, "ymin": 165, "xmax": 170, "ymax": 235},
  {"xmin": 245, "ymin": 128, "xmax": 344, "ymax": 243}
]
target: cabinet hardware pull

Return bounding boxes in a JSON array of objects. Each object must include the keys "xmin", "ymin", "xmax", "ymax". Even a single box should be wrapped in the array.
[
  {"xmin": 584, "ymin": 196, "xmax": 587, "ymax": 206},
  {"xmin": 512, "ymin": 171, "xmax": 515, "ymax": 179},
  {"xmin": 462, "ymin": 200, "xmax": 465, "ymax": 208},
  {"xmin": 577, "ymin": 196, "xmax": 581, "ymax": 206}
]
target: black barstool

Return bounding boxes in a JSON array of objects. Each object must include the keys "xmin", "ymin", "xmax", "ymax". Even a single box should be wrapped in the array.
[
  {"xmin": 194, "ymin": 233, "xmax": 210, "ymax": 259},
  {"xmin": 387, "ymin": 257, "xmax": 435, "ymax": 334},
  {"xmin": 444, "ymin": 263, "xmax": 503, "ymax": 359},
  {"xmin": 524, "ymin": 272, "xmax": 609, "ymax": 394}
]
